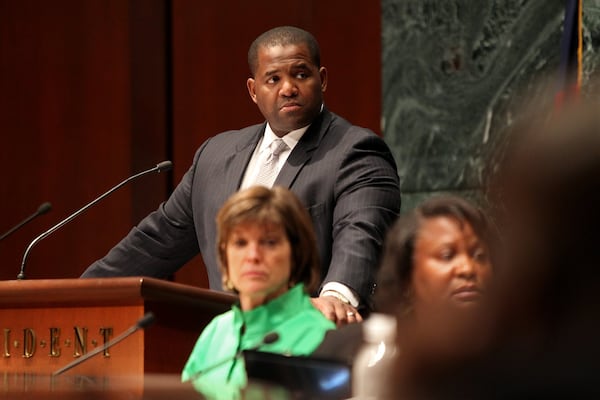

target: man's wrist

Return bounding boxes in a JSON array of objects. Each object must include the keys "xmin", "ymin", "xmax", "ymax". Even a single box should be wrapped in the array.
[
  {"xmin": 320, "ymin": 282, "xmax": 360, "ymax": 307},
  {"xmin": 320, "ymin": 290, "xmax": 351, "ymax": 305}
]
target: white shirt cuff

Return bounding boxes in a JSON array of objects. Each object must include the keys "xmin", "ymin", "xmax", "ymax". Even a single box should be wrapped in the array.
[{"xmin": 320, "ymin": 282, "xmax": 360, "ymax": 308}]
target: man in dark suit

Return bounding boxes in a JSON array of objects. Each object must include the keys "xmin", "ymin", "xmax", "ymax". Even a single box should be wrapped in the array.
[{"xmin": 81, "ymin": 26, "xmax": 400, "ymax": 326}]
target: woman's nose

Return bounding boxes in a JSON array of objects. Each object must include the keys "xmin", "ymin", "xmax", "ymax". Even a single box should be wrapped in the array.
[
  {"xmin": 455, "ymin": 257, "xmax": 477, "ymax": 279},
  {"xmin": 245, "ymin": 242, "xmax": 261, "ymax": 260}
]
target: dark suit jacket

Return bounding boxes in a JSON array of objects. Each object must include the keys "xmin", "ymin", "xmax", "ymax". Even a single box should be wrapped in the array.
[{"xmin": 81, "ymin": 109, "xmax": 401, "ymax": 306}]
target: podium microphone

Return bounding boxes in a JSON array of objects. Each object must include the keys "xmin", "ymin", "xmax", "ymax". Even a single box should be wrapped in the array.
[
  {"xmin": 186, "ymin": 332, "xmax": 279, "ymax": 381},
  {"xmin": 52, "ymin": 312, "xmax": 156, "ymax": 377},
  {"xmin": 0, "ymin": 202, "xmax": 52, "ymax": 242},
  {"xmin": 17, "ymin": 161, "xmax": 173, "ymax": 280}
]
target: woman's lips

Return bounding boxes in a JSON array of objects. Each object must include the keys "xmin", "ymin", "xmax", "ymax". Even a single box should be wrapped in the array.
[
  {"xmin": 241, "ymin": 270, "xmax": 267, "ymax": 279},
  {"xmin": 452, "ymin": 286, "xmax": 483, "ymax": 301}
]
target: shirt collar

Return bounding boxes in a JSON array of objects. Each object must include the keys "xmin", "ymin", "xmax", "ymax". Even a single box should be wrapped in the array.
[
  {"xmin": 261, "ymin": 123, "xmax": 309, "ymax": 153},
  {"xmin": 262, "ymin": 103, "xmax": 323, "ymax": 152}
]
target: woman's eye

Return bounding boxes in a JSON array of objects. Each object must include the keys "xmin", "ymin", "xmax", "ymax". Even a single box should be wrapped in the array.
[
  {"xmin": 473, "ymin": 248, "xmax": 488, "ymax": 263},
  {"xmin": 262, "ymin": 238, "xmax": 279, "ymax": 247},
  {"xmin": 439, "ymin": 249, "xmax": 454, "ymax": 261},
  {"xmin": 231, "ymin": 239, "xmax": 246, "ymax": 247}
]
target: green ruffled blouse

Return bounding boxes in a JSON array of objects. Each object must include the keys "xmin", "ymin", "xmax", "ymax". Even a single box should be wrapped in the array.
[{"xmin": 182, "ymin": 284, "xmax": 335, "ymax": 399}]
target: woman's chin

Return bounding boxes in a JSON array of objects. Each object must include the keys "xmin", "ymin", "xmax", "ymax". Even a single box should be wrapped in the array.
[{"xmin": 239, "ymin": 282, "xmax": 288, "ymax": 303}]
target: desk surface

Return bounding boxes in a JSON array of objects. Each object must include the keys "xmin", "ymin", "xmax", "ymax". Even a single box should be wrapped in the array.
[{"xmin": 1, "ymin": 373, "xmax": 294, "ymax": 400}]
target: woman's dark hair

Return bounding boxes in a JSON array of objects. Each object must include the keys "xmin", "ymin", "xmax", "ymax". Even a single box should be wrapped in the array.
[{"xmin": 486, "ymin": 97, "xmax": 600, "ymax": 335}]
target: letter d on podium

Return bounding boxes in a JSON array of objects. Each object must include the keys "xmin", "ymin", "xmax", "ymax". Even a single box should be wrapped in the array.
[{"xmin": 23, "ymin": 328, "xmax": 36, "ymax": 358}]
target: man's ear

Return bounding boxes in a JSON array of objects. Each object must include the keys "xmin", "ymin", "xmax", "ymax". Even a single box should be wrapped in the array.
[
  {"xmin": 247, "ymin": 78, "xmax": 258, "ymax": 104},
  {"xmin": 319, "ymin": 67, "xmax": 328, "ymax": 93}
]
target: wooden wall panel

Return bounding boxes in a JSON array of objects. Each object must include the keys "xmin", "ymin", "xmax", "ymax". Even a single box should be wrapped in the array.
[
  {"xmin": 129, "ymin": 0, "xmax": 172, "ymax": 223},
  {"xmin": 0, "ymin": 1, "xmax": 169, "ymax": 280},
  {"xmin": 0, "ymin": 0, "xmax": 381, "ymax": 288}
]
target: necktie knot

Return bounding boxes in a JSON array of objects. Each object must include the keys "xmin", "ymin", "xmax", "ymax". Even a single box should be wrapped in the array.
[{"xmin": 270, "ymin": 138, "xmax": 288, "ymax": 157}]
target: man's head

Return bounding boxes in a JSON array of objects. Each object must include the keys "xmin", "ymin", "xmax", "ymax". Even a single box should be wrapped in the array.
[
  {"xmin": 246, "ymin": 26, "xmax": 327, "ymax": 137},
  {"xmin": 248, "ymin": 26, "xmax": 321, "ymax": 77}
]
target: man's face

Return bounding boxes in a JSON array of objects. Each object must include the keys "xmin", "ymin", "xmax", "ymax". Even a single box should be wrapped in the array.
[{"xmin": 247, "ymin": 43, "xmax": 327, "ymax": 137}]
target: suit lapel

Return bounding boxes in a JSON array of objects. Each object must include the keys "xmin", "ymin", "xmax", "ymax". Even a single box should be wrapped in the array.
[
  {"xmin": 222, "ymin": 124, "xmax": 265, "ymax": 194},
  {"xmin": 275, "ymin": 110, "xmax": 333, "ymax": 188}
]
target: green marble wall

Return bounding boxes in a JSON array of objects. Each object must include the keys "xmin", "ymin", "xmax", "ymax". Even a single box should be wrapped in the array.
[{"xmin": 383, "ymin": 0, "xmax": 600, "ymax": 212}]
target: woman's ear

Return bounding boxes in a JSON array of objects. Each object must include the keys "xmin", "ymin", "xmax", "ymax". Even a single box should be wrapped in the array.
[{"xmin": 222, "ymin": 261, "xmax": 235, "ymax": 292}]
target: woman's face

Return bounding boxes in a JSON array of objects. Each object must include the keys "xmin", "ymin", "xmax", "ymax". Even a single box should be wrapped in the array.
[
  {"xmin": 411, "ymin": 216, "xmax": 492, "ymax": 315},
  {"xmin": 225, "ymin": 221, "xmax": 293, "ymax": 310}
]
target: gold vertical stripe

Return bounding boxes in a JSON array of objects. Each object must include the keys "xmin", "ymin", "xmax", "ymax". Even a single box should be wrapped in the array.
[{"xmin": 577, "ymin": 0, "xmax": 583, "ymax": 89}]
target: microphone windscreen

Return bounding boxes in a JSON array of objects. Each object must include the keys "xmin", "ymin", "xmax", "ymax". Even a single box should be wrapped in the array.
[
  {"xmin": 136, "ymin": 312, "xmax": 156, "ymax": 329},
  {"xmin": 37, "ymin": 202, "xmax": 52, "ymax": 215},
  {"xmin": 156, "ymin": 160, "xmax": 173, "ymax": 172}
]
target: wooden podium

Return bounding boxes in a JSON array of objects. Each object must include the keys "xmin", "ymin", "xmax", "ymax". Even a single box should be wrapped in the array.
[{"xmin": 0, "ymin": 277, "xmax": 236, "ymax": 376}]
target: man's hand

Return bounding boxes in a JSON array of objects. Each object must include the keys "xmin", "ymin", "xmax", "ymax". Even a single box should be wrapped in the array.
[{"xmin": 311, "ymin": 296, "xmax": 363, "ymax": 327}]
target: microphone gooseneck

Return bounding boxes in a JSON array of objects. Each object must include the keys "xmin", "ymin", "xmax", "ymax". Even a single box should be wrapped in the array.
[
  {"xmin": 52, "ymin": 312, "xmax": 156, "ymax": 377},
  {"xmin": 17, "ymin": 161, "xmax": 172, "ymax": 280},
  {"xmin": 0, "ymin": 202, "xmax": 52, "ymax": 242}
]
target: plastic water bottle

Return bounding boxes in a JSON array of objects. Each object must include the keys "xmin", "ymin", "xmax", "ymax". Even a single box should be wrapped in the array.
[{"xmin": 351, "ymin": 313, "xmax": 398, "ymax": 399}]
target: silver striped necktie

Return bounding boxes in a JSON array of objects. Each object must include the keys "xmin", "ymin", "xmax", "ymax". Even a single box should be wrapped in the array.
[{"xmin": 254, "ymin": 138, "xmax": 288, "ymax": 187}]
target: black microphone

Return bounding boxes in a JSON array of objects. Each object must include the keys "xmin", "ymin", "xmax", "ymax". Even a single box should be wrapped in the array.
[
  {"xmin": 17, "ymin": 161, "xmax": 173, "ymax": 280},
  {"xmin": 186, "ymin": 332, "xmax": 279, "ymax": 381},
  {"xmin": 0, "ymin": 202, "xmax": 52, "ymax": 242},
  {"xmin": 52, "ymin": 312, "xmax": 156, "ymax": 376}
]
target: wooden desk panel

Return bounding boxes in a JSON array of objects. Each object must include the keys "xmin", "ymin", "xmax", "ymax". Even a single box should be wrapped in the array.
[{"xmin": 0, "ymin": 278, "xmax": 235, "ymax": 375}]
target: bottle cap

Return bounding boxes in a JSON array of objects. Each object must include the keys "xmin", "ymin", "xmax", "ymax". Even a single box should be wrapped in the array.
[{"xmin": 362, "ymin": 313, "xmax": 397, "ymax": 343}]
